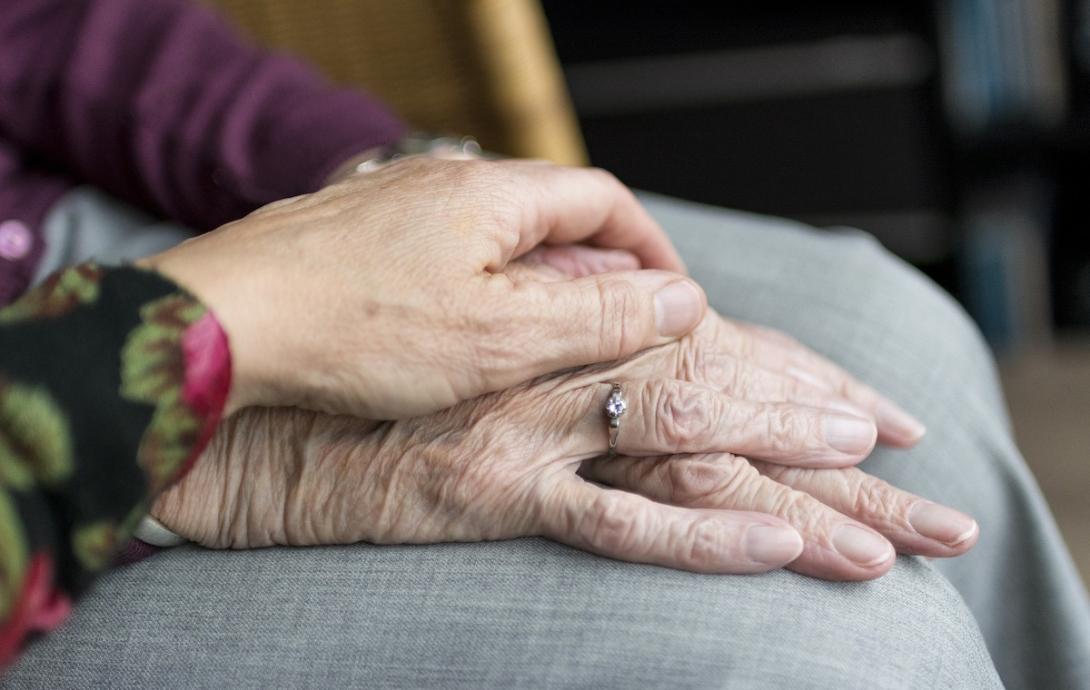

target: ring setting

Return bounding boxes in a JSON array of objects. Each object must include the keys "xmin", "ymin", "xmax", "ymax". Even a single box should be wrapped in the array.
[{"xmin": 604, "ymin": 383, "xmax": 626, "ymax": 455}]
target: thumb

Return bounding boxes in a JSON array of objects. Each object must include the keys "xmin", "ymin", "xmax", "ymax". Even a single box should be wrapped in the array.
[{"xmin": 494, "ymin": 270, "xmax": 706, "ymax": 381}]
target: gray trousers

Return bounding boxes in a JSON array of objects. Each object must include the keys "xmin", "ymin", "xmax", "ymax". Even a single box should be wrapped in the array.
[{"xmin": 7, "ymin": 189, "xmax": 1089, "ymax": 689}]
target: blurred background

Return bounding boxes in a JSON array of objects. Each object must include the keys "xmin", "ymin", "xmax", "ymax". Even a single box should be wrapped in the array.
[{"xmin": 207, "ymin": 0, "xmax": 1087, "ymax": 581}]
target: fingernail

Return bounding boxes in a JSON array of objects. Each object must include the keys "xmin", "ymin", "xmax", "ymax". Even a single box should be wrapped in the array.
[
  {"xmin": 876, "ymin": 400, "xmax": 927, "ymax": 443},
  {"xmin": 745, "ymin": 524, "xmax": 804, "ymax": 565},
  {"xmin": 822, "ymin": 414, "xmax": 877, "ymax": 454},
  {"xmin": 832, "ymin": 524, "xmax": 894, "ymax": 566},
  {"xmin": 654, "ymin": 280, "xmax": 703, "ymax": 337},
  {"xmin": 908, "ymin": 501, "xmax": 978, "ymax": 546}
]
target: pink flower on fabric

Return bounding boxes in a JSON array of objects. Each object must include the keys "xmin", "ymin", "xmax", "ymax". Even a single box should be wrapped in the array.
[
  {"xmin": 180, "ymin": 312, "xmax": 232, "ymax": 419},
  {"xmin": 0, "ymin": 552, "xmax": 72, "ymax": 667},
  {"xmin": 177, "ymin": 311, "xmax": 232, "ymax": 478}
]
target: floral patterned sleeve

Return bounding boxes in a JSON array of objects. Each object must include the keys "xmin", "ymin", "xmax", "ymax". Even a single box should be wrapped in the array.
[{"xmin": 0, "ymin": 263, "xmax": 231, "ymax": 664}]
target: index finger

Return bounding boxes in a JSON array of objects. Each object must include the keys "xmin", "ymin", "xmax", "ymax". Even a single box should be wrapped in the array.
[
  {"xmin": 538, "ymin": 476, "xmax": 801, "ymax": 574},
  {"xmin": 499, "ymin": 161, "xmax": 686, "ymax": 273}
]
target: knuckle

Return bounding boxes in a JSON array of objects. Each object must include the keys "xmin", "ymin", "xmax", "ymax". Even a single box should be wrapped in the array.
[
  {"xmin": 595, "ymin": 278, "xmax": 645, "ymax": 359},
  {"xmin": 675, "ymin": 338, "xmax": 704, "ymax": 380},
  {"xmin": 649, "ymin": 382, "xmax": 719, "ymax": 451},
  {"xmin": 665, "ymin": 455, "xmax": 747, "ymax": 504},
  {"xmin": 752, "ymin": 460, "xmax": 790, "ymax": 483},
  {"xmin": 714, "ymin": 456, "xmax": 766, "ymax": 504},
  {"xmin": 767, "ymin": 487, "xmax": 816, "ymax": 527},
  {"xmin": 444, "ymin": 161, "xmax": 518, "ymax": 215},
  {"xmin": 482, "ymin": 201, "xmax": 523, "ymax": 249},
  {"xmin": 850, "ymin": 476, "xmax": 899, "ymax": 520},
  {"xmin": 444, "ymin": 155, "xmax": 492, "ymax": 182},
  {"xmin": 683, "ymin": 517, "xmax": 724, "ymax": 568},
  {"xmin": 764, "ymin": 405, "xmax": 817, "ymax": 452},
  {"xmin": 583, "ymin": 491, "xmax": 641, "ymax": 553},
  {"xmin": 666, "ymin": 458, "xmax": 726, "ymax": 503},
  {"xmin": 679, "ymin": 343, "xmax": 733, "ymax": 390}
]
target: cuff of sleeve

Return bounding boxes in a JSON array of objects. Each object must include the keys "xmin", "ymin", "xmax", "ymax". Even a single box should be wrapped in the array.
[
  {"xmin": 298, "ymin": 91, "xmax": 410, "ymax": 193},
  {"xmin": 177, "ymin": 303, "xmax": 232, "ymax": 471},
  {"xmin": 0, "ymin": 264, "xmax": 231, "ymax": 661}
]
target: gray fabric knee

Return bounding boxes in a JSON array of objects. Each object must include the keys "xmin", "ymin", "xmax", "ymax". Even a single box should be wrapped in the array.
[
  {"xmin": 825, "ymin": 227, "xmax": 1006, "ymax": 419},
  {"xmin": 4, "ymin": 540, "xmax": 1002, "ymax": 689}
]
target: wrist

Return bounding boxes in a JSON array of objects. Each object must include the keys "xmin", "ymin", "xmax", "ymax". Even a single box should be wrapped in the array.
[{"xmin": 134, "ymin": 251, "xmax": 262, "ymax": 415}]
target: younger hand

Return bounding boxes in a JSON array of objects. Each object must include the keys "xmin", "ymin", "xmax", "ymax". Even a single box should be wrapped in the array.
[{"xmin": 141, "ymin": 158, "xmax": 700, "ymax": 418}]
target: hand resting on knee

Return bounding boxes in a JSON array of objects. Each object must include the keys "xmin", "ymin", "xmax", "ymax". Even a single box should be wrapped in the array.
[{"xmin": 153, "ymin": 255, "xmax": 977, "ymax": 582}]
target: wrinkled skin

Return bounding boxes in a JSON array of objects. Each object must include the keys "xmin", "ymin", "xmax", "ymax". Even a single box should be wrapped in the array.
[{"xmin": 154, "ymin": 259, "xmax": 976, "ymax": 582}]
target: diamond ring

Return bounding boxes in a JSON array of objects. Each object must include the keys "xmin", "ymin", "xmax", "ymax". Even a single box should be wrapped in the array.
[{"xmin": 604, "ymin": 383, "xmax": 627, "ymax": 455}]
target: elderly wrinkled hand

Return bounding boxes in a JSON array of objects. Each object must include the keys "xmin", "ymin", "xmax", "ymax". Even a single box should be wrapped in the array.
[
  {"xmin": 140, "ymin": 157, "xmax": 702, "ymax": 419},
  {"xmin": 153, "ymin": 257, "xmax": 976, "ymax": 582}
]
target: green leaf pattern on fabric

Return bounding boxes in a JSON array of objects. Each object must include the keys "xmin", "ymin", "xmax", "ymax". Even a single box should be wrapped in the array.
[
  {"xmin": 70, "ymin": 520, "xmax": 119, "ymax": 572},
  {"xmin": 0, "ymin": 381, "xmax": 74, "ymax": 489},
  {"xmin": 0, "ymin": 493, "xmax": 27, "ymax": 621},
  {"xmin": 71, "ymin": 501, "xmax": 145, "ymax": 573},
  {"xmin": 120, "ymin": 294, "xmax": 208, "ymax": 493},
  {"xmin": 1, "ymin": 263, "xmax": 231, "ymax": 662},
  {"xmin": 0, "ymin": 264, "xmax": 104, "ymax": 324}
]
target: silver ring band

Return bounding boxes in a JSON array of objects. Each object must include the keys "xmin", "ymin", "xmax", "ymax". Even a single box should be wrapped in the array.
[{"xmin": 604, "ymin": 382, "xmax": 627, "ymax": 456}]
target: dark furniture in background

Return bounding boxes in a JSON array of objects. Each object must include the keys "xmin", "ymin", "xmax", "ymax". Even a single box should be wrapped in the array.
[{"xmin": 542, "ymin": 0, "xmax": 1090, "ymax": 347}]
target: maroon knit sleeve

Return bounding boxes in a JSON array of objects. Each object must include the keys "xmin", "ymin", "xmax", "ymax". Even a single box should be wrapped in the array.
[{"xmin": 0, "ymin": 0, "xmax": 407, "ymax": 232}]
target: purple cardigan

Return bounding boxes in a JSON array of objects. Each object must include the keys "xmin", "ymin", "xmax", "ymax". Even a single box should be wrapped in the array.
[{"xmin": 0, "ymin": 0, "xmax": 407, "ymax": 305}]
